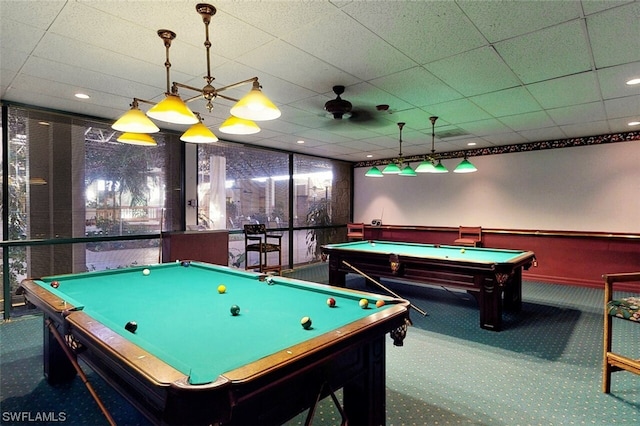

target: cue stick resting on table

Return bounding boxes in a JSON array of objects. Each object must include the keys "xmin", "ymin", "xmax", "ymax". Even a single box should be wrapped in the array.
[
  {"xmin": 44, "ymin": 319, "xmax": 117, "ymax": 426},
  {"xmin": 342, "ymin": 260, "xmax": 428, "ymax": 317}
]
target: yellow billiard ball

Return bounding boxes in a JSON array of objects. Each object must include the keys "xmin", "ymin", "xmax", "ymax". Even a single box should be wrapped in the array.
[
  {"xmin": 460, "ymin": 248, "xmax": 466, "ymax": 253},
  {"xmin": 359, "ymin": 298, "xmax": 369, "ymax": 309},
  {"xmin": 217, "ymin": 284, "xmax": 226, "ymax": 294}
]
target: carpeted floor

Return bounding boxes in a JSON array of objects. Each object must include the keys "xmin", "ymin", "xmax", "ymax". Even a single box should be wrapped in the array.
[{"xmin": 1, "ymin": 263, "xmax": 638, "ymax": 425}]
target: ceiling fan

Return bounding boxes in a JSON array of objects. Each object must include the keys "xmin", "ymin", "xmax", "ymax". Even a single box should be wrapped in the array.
[{"xmin": 323, "ymin": 85, "xmax": 390, "ymax": 125}]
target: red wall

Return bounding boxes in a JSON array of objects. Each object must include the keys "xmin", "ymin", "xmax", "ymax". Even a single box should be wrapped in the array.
[{"xmin": 365, "ymin": 225, "xmax": 640, "ymax": 290}]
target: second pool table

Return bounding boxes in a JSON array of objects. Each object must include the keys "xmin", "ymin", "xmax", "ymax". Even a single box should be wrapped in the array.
[
  {"xmin": 322, "ymin": 240, "xmax": 536, "ymax": 331},
  {"xmin": 20, "ymin": 261, "xmax": 410, "ymax": 425}
]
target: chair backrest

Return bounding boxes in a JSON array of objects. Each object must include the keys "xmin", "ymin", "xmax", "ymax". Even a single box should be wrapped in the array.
[
  {"xmin": 459, "ymin": 226, "xmax": 481, "ymax": 240},
  {"xmin": 244, "ymin": 224, "xmax": 266, "ymax": 235},
  {"xmin": 347, "ymin": 223, "xmax": 365, "ymax": 239}
]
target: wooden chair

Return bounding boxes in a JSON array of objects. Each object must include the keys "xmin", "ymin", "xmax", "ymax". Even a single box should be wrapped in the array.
[
  {"xmin": 244, "ymin": 224, "xmax": 282, "ymax": 275},
  {"xmin": 346, "ymin": 223, "xmax": 365, "ymax": 241},
  {"xmin": 603, "ymin": 272, "xmax": 640, "ymax": 393},
  {"xmin": 454, "ymin": 226, "xmax": 482, "ymax": 247}
]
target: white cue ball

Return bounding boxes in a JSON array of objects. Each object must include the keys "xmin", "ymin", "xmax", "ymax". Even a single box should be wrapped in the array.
[{"xmin": 142, "ymin": 268, "xmax": 150, "ymax": 276}]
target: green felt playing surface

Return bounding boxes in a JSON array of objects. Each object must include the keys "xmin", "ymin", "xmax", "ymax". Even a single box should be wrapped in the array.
[
  {"xmin": 36, "ymin": 263, "xmax": 395, "ymax": 384},
  {"xmin": 323, "ymin": 240, "xmax": 525, "ymax": 263}
]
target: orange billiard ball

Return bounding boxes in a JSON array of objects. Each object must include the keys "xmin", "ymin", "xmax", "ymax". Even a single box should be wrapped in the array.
[{"xmin": 375, "ymin": 299, "xmax": 385, "ymax": 308}]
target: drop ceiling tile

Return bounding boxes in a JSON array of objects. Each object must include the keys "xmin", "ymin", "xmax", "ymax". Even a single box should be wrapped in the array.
[
  {"xmin": 370, "ymin": 66, "xmax": 462, "ymax": 108},
  {"xmin": 281, "ymin": 9, "xmax": 416, "ymax": 80},
  {"xmin": 423, "ymin": 98, "xmax": 493, "ymax": 124},
  {"xmin": 517, "ymin": 126, "xmax": 568, "ymax": 142},
  {"xmin": 500, "ymin": 111, "xmax": 557, "ymax": 132},
  {"xmin": 597, "ymin": 62, "xmax": 640, "ymax": 100},
  {"xmin": 470, "ymin": 86, "xmax": 541, "ymax": 117},
  {"xmin": 546, "ymin": 102, "xmax": 607, "ymax": 126},
  {"xmin": 0, "ymin": 1, "xmax": 66, "ymax": 29},
  {"xmin": 604, "ymin": 96, "xmax": 640, "ymax": 119},
  {"xmin": 587, "ymin": 2, "xmax": 640, "ymax": 68},
  {"xmin": 425, "ymin": 46, "xmax": 521, "ymax": 96},
  {"xmin": 560, "ymin": 120, "xmax": 612, "ymax": 137},
  {"xmin": 236, "ymin": 40, "xmax": 358, "ymax": 94},
  {"xmin": 457, "ymin": 0, "xmax": 582, "ymax": 42},
  {"xmin": 527, "ymin": 72, "xmax": 602, "ymax": 109},
  {"xmin": 343, "ymin": 1, "xmax": 486, "ymax": 64},
  {"xmin": 495, "ymin": 20, "xmax": 592, "ymax": 83}
]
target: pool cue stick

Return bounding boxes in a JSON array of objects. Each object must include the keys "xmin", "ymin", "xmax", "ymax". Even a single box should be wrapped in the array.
[
  {"xmin": 44, "ymin": 319, "xmax": 116, "ymax": 426},
  {"xmin": 342, "ymin": 260, "xmax": 428, "ymax": 317},
  {"xmin": 158, "ymin": 207, "xmax": 165, "ymax": 263}
]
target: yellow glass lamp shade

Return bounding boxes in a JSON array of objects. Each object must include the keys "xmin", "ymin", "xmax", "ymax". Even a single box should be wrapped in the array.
[
  {"xmin": 116, "ymin": 132, "xmax": 157, "ymax": 146},
  {"xmin": 230, "ymin": 84, "xmax": 281, "ymax": 121},
  {"xmin": 181, "ymin": 122, "xmax": 218, "ymax": 143},
  {"xmin": 147, "ymin": 94, "xmax": 199, "ymax": 125},
  {"xmin": 112, "ymin": 106, "xmax": 160, "ymax": 133},
  {"xmin": 219, "ymin": 116, "xmax": 261, "ymax": 135}
]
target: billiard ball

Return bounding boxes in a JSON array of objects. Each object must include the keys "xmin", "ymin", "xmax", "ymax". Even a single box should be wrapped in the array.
[
  {"xmin": 50, "ymin": 281, "xmax": 59, "ymax": 288},
  {"xmin": 142, "ymin": 268, "xmax": 150, "ymax": 276},
  {"xmin": 181, "ymin": 261, "xmax": 191, "ymax": 267},
  {"xmin": 460, "ymin": 248, "xmax": 466, "ymax": 253},
  {"xmin": 375, "ymin": 299, "xmax": 385, "ymax": 308},
  {"xmin": 359, "ymin": 298, "xmax": 369, "ymax": 309},
  {"xmin": 230, "ymin": 305, "xmax": 240, "ymax": 316},
  {"xmin": 125, "ymin": 321, "xmax": 138, "ymax": 333},
  {"xmin": 217, "ymin": 284, "xmax": 226, "ymax": 294},
  {"xmin": 327, "ymin": 297, "xmax": 336, "ymax": 307},
  {"xmin": 301, "ymin": 316, "xmax": 312, "ymax": 329}
]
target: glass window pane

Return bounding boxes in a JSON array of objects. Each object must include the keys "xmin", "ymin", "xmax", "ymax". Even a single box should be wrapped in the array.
[{"xmin": 197, "ymin": 144, "xmax": 290, "ymax": 231}]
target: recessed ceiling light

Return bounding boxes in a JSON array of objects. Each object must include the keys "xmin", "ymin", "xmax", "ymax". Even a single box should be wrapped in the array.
[
  {"xmin": 626, "ymin": 78, "xmax": 640, "ymax": 85},
  {"xmin": 297, "ymin": 140, "xmax": 305, "ymax": 144},
  {"xmin": 467, "ymin": 142, "xmax": 477, "ymax": 146},
  {"xmin": 366, "ymin": 154, "xmax": 373, "ymax": 158},
  {"xmin": 75, "ymin": 93, "xmax": 90, "ymax": 99},
  {"xmin": 629, "ymin": 121, "xmax": 640, "ymax": 126},
  {"xmin": 38, "ymin": 121, "xmax": 50, "ymax": 126}
]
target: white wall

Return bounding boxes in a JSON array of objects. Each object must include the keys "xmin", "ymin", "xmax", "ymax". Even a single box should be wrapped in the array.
[{"xmin": 354, "ymin": 141, "xmax": 639, "ymax": 233}]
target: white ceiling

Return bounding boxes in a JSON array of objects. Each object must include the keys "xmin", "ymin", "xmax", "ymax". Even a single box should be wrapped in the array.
[{"xmin": 1, "ymin": 0, "xmax": 639, "ymax": 162}]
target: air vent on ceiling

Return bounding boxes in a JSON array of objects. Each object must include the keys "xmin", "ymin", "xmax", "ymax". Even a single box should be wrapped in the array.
[{"xmin": 437, "ymin": 129, "xmax": 469, "ymax": 139}]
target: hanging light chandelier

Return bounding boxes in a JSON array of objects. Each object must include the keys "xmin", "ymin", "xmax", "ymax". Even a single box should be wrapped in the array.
[
  {"xmin": 378, "ymin": 123, "xmax": 416, "ymax": 176},
  {"xmin": 112, "ymin": 3, "xmax": 280, "ymax": 145},
  {"xmin": 415, "ymin": 116, "xmax": 443, "ymax": 173}
]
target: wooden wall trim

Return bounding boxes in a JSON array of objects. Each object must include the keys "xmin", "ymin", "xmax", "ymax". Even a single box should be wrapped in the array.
[{"xmin": 363, "ymin": 225, "xmax": 640, "ymax": 291}]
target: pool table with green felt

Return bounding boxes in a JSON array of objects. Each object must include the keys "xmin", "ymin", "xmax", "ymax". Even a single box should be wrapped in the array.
[
  {"xmin": 322, "ymin": 240, "xmax": 536, "ymax": 331},
  {"xmin": 20, "ymin": 261, "xmax": 410, "ymax": 425}
]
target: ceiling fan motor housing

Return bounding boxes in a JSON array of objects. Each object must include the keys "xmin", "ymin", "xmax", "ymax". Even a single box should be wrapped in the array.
[{"xmin": 324, "ymin": 85, "xmax": 352, "ymax": 119}]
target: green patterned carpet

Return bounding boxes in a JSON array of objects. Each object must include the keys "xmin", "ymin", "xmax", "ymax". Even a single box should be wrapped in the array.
[{"xmin": 1, "ymin": 263, "xmax": 638, "ymax": 425}]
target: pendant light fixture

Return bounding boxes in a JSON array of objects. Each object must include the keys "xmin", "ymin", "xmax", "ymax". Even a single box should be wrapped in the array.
[
  {"xmin": 415, "ymin": 116, "xmax": 439, "ymax": 173},
  {"xmin": 112, "ymin": 3, "xmax": 280, "ymax": 143},
  {"xmin": 116, "ymin": 132, "xmax": 157, "ymax": 146},
  {"xmin": 180, "ymin": 113, "xmax": 218, "ymax": 143},
  {"xmin": 382, "ymin": 123, "xmax": 415, "ymax": 176},
  {"xmin": 454, "ymin": 155, "xmax": 478, "ymax": 173},
  {"xmin": 365, "ymin": 166, "xmax": 384, "ymax": 177}
]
